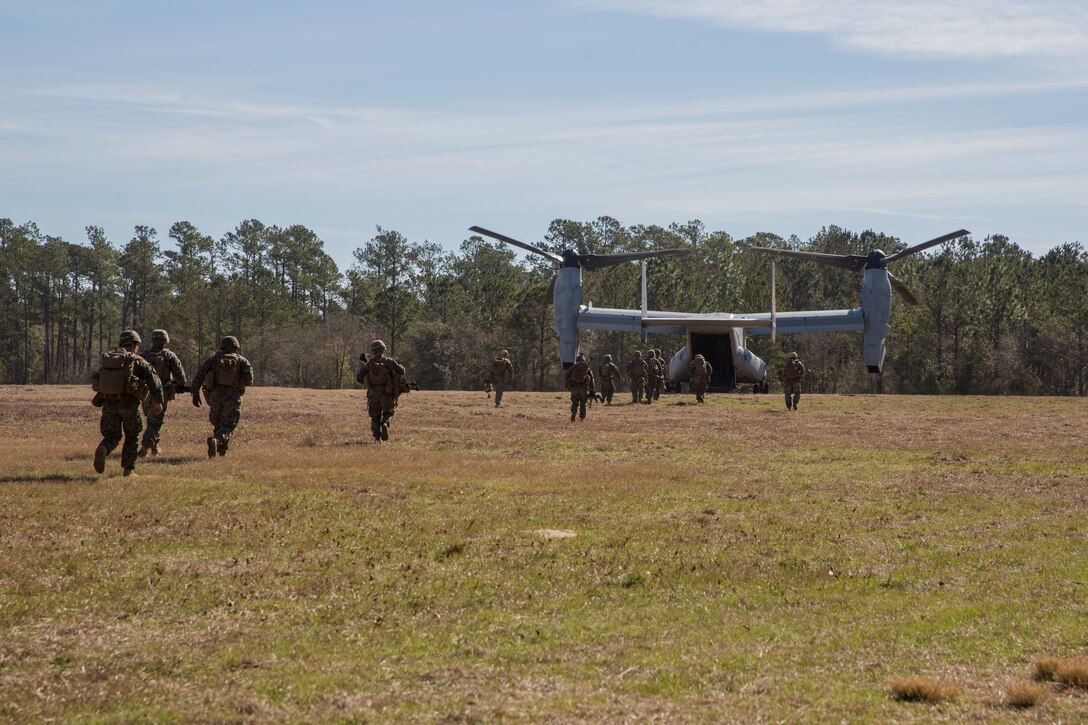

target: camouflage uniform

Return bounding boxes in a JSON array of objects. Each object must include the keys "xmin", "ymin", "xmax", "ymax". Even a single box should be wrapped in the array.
[
  {"xmin": 191, "ymin": 336, "xmax": 254, "ymax": 456},
  {"xmin": 782, "ymin": 352, "xmax": 806, "ymax": 411},
  {"xmin": 689, "ymin": 354, "xmax": 713, "ymax": 403},
  {"xmin": 651, "ymin": 349, "xmax": 666, "ymax": 400},
  {"xmin": 488, "ymin": 350, "xmax": 514, "ymax": 408},
  {"xmin": 139, "ymin": 329, "xmax": 187, "ymax": 457},
  {"xmin": 92, "ymin": 330, "xmax": 164, "ymax": 476},
  {"xmin": 565, "ymin": 354, "xmax": 593, "ymax": 422},
  {"xmin": 598, "ymin": 355, "xmax": 620, "ymax": 404},
  {"xmin": 627, "ymin": 351, "xmax": 648, "ymax": 404},
  {"xmin": 360, "ymin": 340, "xmax": 406, "ymax": 441}
]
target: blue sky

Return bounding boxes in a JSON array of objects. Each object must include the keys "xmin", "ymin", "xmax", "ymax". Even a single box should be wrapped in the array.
[{"xmin": 2, "ymin": 0, "xmax": 1085, "ymax": 269}]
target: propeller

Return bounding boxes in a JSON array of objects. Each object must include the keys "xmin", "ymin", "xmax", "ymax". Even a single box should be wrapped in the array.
[
  {"xmin": 748, "ymin": 229, "xmax": 969, "ymax": 306},
  {"xmin": 469, "ymin": 226, "xmax": 691, "ymax": 272}
]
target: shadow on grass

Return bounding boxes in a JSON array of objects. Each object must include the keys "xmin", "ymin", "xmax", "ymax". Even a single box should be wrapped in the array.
[{"xmin": 0, "ymin": 472, "xmax": 98, "ymax": 484}]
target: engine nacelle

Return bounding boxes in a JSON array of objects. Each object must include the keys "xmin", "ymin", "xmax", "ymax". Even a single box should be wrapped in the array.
[
  {"xmin": 861, "ymin": 268, "xmax": 892, "ymax": 373},
  {"xmin": 552, "ymin": 267, "xmax": 582, "ymax": 369}
]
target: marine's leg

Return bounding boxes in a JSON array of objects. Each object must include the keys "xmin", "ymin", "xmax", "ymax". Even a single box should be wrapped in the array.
[
  {"xmin": 141, "ymin": 400, "xmax": 166, "ymax": 454},
  {"xmin": 96, "ymin": 403, "xmax": 122, "ymax": 473},
  {"xmin": 367, "ymin": 397, "xmax": 383, "ymax": 440},
  {"xmin": 792, "ymin": 388, "xmax": 801, "ymax": 410},
  {"xmin": 99, "ymin": 403, "xmax": 123, "ymax": 455},
  {"xmin": 379, "ymin": 396, "xmax": 395, "ymax": 440},
  {"xmin": 119, "ymin": 403, "xmax": 144, "ymax": 472},
  {"xmin": 579, "ymin": 393, "xmax": 587, "ymax": 420},
  {"xmin": 215, "ymin": 394, "xmax": 242, "ymax": 454},
  {"xmin": 494, "ymin": 385, "xmax": 504, "ymax": 407}
]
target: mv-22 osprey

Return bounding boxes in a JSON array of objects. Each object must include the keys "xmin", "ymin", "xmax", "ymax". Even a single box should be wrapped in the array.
[{"xmin": 470, "ymin": 226, "xmax": 970, "ymax": 390}]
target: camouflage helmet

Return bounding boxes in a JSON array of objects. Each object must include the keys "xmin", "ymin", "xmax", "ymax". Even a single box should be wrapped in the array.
[
  {"xmin": 694, "ymin": 354, "xmax": 704, "ymax": 360},
  {"xmin": 647, "ymin": 349, "xmax": 656, "ymax": 357},
  {"xmin": 500, "ymin": 349, "xmax": 509, "ymax": 358},
  {"xmin": 789, "ymin": 351, "xmax": 799, "ymax": 360},
  {"xmin": 576, "ymin": 353, "xmax": 586, "ymax": 362},
  {"xmin": 220, "ymin": 336, "xmax": 240, "ymax": 352},
  {"xmin": 656, "ymin": 349, "xmax": 663, "ymax": 356},
  {"xmin": 151, "ymin": 329, "xmax": 169, "ymax": 344},
  {"xmin": 633, "ymin": 350, "xmax": 642, "ymax": 358},
  {"xmin": 603, "ymin": 354, "xmax": 612, "ymax": 362},
  {"xmin": 370, "ymin": 339, "xmax": 387, "ymax": 353},
  {"xmin": 119, "ymin": 329, "xmax": 141, "ymax": 346}
]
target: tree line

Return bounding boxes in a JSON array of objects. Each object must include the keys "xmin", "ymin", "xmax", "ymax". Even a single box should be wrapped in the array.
[{"xmin": 1, "ymin": 216, "xmax": 1085, "ymax": 396}]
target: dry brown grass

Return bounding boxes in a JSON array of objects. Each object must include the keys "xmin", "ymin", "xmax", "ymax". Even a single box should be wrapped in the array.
[
  {"xmin": 1005, "ymin": 681, "xmax": 1049, "ymax": 708},
  {"xmin": 889, "ymin": 676, "xmax": 962, "ymax": 704},
  {"xmin": 1033, "ymin": 656, "xmax": 1088, "ymax": 687}
]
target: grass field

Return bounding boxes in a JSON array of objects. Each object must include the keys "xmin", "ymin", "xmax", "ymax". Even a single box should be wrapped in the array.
[{"xmin": 1, "ymin": 385, "xmax": 1087, "ymax": 722}]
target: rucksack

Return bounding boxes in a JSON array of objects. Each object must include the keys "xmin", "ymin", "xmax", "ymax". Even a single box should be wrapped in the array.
[
  {"xmin": 692, "ymin": 358, "xmax": 706, "ymax": 376},
  {"xmin": 214, "ymin": 353, "xmax": 242, "ymax": 387},
  {"xmin": 93, "ymin": 350, "xmax": 136, "ymax": 395},
  {"xmin": 145, "ymin": 349, "xmax": 172, "ymax": 384},
  {"xmin": 568, "ymin": 362, "xmax": 589, "ymax": 387}
]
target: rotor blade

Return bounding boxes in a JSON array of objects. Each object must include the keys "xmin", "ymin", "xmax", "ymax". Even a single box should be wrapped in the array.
[
  {"xmin": 748, "ymin": 246, "xmax": 867, "ymax": 271},
  {"xmin": 469, "ymin": 226, "xmax": 563, "ymax": 265},
  {"xmin": 884, "ymin": 229, "xmax": 970, "ymax": 264},
  {"xmin": 888, "ymin": 272, "xmax": 919, "ymax": 306},
  {"xmin": 578, "ymin": 248, "xmax": 691, "ymax": 271}
]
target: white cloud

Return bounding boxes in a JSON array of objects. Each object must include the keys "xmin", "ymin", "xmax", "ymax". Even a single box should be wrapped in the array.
[{"xmin": 570, "ymin": 0, "xmax": 1088, "ymax": 61}]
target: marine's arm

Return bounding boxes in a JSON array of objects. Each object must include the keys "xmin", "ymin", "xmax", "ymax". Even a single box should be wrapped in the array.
[
  {"xmin": 239, "ymin": 356, "xmax": 255, "ymax": 389},
  {"xmin": 168, "ymin": 351, "xmax": 188, "ymax": 389},
  {"xmin": 134, "ymin": 358, "xmax": 165, "ymax": 408},
  {"xmin": 384, "ymin": 358, "xmax": 406, "ymax": 377},
  {"xmin": 191, "ymin": 356, "xmax": 213, "ymax": 406}
]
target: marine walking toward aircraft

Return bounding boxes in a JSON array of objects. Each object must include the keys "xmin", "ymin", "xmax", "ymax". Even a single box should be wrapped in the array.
[
  {"xmin": 598, "ymin": 354, "xmax": 620, "ymax": 404},
  {"xmin": 627, "ymin": 350, "xmax": 648, "ymax": 404},
  {"xmin": 191, "ymin": 336, "xmax": 254, "ymax": 457},
  {"xmin": 138, "ymin": 329, "xmax": 187, "ymax": 458},
  {"xmin": 652, "ymin": 348, "xmax": 666, "ymax": 400},
  {"xmin": 358, "ymin": 339, "xmax": 407, "ymax": 441},
  {"xmin": 690, "ymin": 353, "xmax": 713, "ymax": 403},
  {"xmin": 782, "ymin": 351, "xmax": 806, "ymax": 411},
  {"xmin": 90, "ymin": 329, "xmax": 164, "ymax": 477},
  {"xmin": 566, "ymin": 353, "xmax": 594, "ymax": 422},
  {"xmin": 487, "ymin": 349, "xmax": 514, "ymax": 408}
]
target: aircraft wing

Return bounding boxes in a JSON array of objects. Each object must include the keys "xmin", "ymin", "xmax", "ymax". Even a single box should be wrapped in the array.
[
  {"xmin": 577, "ymin": 305, "xmax": 865, "ymax": 335},
  {"xmin": 577, "ymin": 307, "xmax": 771, "ymax": 335},
  {"xmin": 744, "ymin": 308, "xmax": 864, "ymax": 335}
]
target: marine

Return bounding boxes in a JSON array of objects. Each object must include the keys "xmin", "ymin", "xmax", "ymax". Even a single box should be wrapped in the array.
[
  {"xmin": 782, "ymin": 351, "xmax": 806, "ymax": 411},
  {"xmin": 565, "ymin": 353, "xmax": 594, "ymax": 422},
  {"xmin": 689, "ymin": 353, "xmax": 713, "ymax": 403},
  {"xmin": 191, "ymin": 336, "xmax": 254, "ymax": 457},
  {"xmin": 627, "ymin": 350, "xmax": 648, "ymax": 404},
  {"xmin": 598, "ymin": 354, "xmax": 620, "ymax": 405},
  {"xmin": 359, "ymin": 339, "xmax": 407, "ymax": 441},
  {"xmin": 138, "ymin": 329, "xmax": 188, "ymax": 458},
  {"xmin": 651, "ymin": 348, "xmax": 666, "ymax": 400},
  {"xmin": 487, "ymin": 349, "xmax": 514, "ymax": 408},
  {"xmin": 91, "ymin": 329, "xmax": 164, "ymax": 477}
]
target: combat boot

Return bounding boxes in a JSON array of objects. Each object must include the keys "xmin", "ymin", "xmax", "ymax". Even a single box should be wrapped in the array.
[
  {"xmin": 137, "ymin": 443, "xmax": 149, "ymax": 458},
  {"xmin": 93, "ymin": 445, "xmax": 107, "ymax": 474},
  {"xmin": 570, "ymin": 411, "xmax": 576, "ymax": 423},
  {"xmin": 217, "ymin": 439, "xmax": 228, "ymax": 456},
  {"xmin": 207, "ymin": 436, "xmax": 217, "ymax": 458},
  {"xmin": 151, "ymin": 443, "xmax": 160, "ymax": 457},
  {"xmin": 122, "ymin": 468, "xmax": 136, "ymax": 478},
  {"xmin": 380, "ymin": 422, "xmax": 389, "ymax": 441}
]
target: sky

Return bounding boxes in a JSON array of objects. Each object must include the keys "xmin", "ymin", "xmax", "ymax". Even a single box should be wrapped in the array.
[{"xmin": 1, "ymin": 0, "xmax": 1086, "ymax": 269}]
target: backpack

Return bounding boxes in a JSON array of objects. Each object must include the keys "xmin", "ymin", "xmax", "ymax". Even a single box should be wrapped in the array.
[
  {"xmin": 692, "ymin": 358, "xmax": 707, "ymax": 376},
  {"xmin": 367, "ymin": 358, "xmax": 392, "ymax": 392},
  {"xmin": 568, "ymin": 362, "xmax": 589, "ymax": 389},
  {"xmin": 214, "ymin": 353, "xmax": 242, "ymax": 387},
  {"xmin": 145, "ymin": 349, "xmax": 172, "ymax": 384},
  {"xmin": 93, "ymin": 350, "xmax": 136, "ymax": 396}
]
